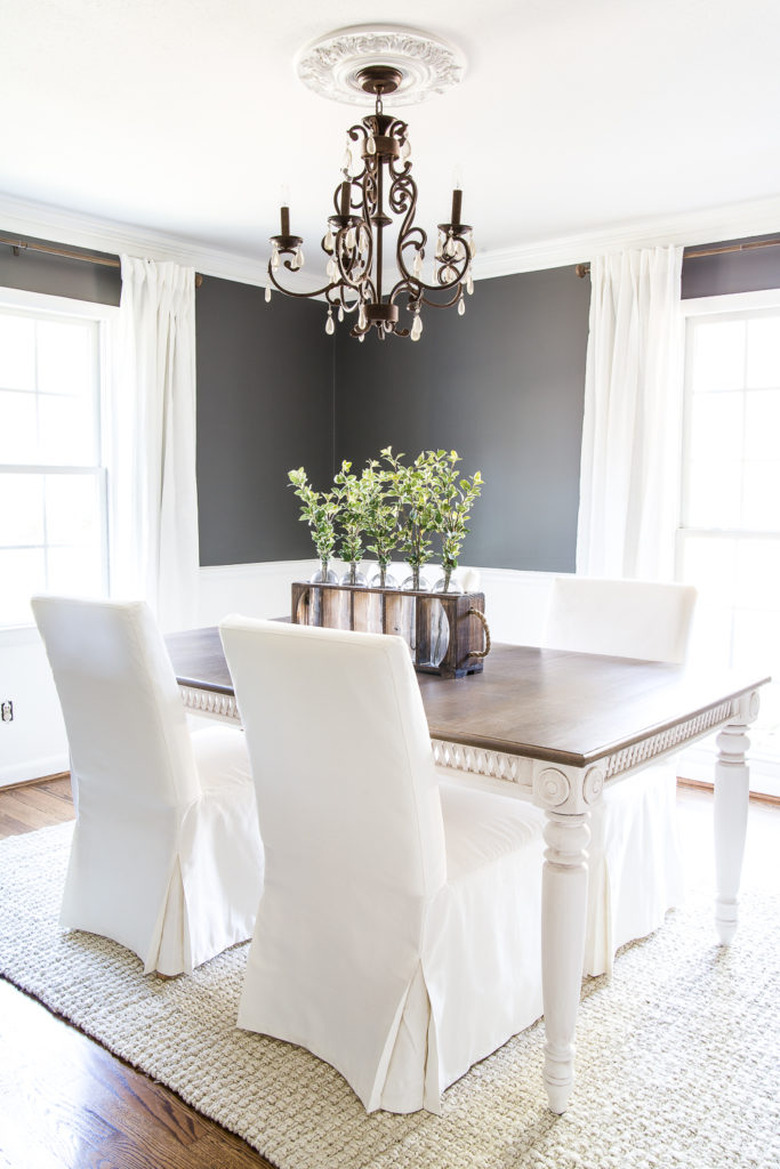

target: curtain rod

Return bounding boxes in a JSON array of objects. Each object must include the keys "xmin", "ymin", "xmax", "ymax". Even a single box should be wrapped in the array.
[
  {"xmin": 575, "ymin": 236, "xmax": 780, "ymax": 278},
  {"xmin": 0, "ymin": 233, "xmax": 204, "ymax": 287}
]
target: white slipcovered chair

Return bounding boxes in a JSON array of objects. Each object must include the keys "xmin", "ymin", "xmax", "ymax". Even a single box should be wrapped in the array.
[
  {"xmin": 32, "ymin": 595, "xmax": 263, "ymax": 977},
  {"xmin": 544, "ymin": 576, "xmax": 696, "ymax": 975},
  {"xmin": 220, "ymin": 616, "xmax": 546, "ymax": 1115},
  {"xmin": 437, "ymin": 576, "xmax": 696, "ymax": 977}
]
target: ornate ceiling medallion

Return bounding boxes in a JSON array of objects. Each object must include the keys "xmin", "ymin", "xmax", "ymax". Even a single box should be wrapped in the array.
[{"xmin": 295, "ymin": 24, "xmax": 466, "ymax": 107}]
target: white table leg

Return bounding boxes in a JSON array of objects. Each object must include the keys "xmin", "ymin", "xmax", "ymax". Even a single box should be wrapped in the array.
[
  {"xmin": 541, "ymin": 808, "xmax": 590, "ymax": 1113},
  {"xmin": 713, "ymin": 714, "xmax": 752, "ymax": 944}
]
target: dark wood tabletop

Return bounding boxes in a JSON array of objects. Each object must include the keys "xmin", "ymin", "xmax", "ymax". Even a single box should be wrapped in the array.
[{"xmin": 166, "ymin": 626, "xmax": 769, "ymax": 770}]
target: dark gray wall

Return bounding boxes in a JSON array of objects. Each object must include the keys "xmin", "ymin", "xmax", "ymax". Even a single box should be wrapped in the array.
[
  {"xmin": 195, "ymin": 276, "xmax": 334, "ymax": 565},
  {"xmin": 0, "ymin": 239, "xmax": 121, "ymax": 304},
  {"xmin": 334, "ymin": 268, "xmax": 591, "ymax": 572},
  {"xmin": 10, "ymin": 229, "xmax": 780, "ymax": 573},
  {"xmin": 682, "ymin": 235, "xmax": 780, "ymax": 299}
]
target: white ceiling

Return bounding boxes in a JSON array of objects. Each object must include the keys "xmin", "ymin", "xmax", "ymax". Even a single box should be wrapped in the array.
[{"xmin": 2, "ymin": 0, "xmax": 780, "ymax": 282}]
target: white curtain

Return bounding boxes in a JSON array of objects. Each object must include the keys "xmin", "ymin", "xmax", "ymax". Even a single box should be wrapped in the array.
[
  {"xmin": 576, "ymin": 246, "xmax": 683, "ymax": 580},
  {"xmin": 111, "ymin": 256, "xmax": 199, "ymax": 631}
]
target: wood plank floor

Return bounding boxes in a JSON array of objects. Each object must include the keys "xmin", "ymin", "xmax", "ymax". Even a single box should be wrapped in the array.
[
  {"xmin": 0, "ymin": 776, "xmax": 777, "ymax": 1169},
  {"xmin": 0, "ymin": 776, "xmax": 274, "ymax": 1169}
]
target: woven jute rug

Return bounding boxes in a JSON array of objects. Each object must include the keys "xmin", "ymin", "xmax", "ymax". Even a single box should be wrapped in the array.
[{"xmin": 1, "ymin": 822, "xmax": 778, "ymax": 1169}]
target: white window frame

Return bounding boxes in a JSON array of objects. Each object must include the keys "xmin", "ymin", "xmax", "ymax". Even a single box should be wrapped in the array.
[
  {"xmin": 677, "ymin": 287, "xmax": 780, "ymax": 796},
  {"xmin": 0, "ymin": 285, "xmax": 118, "ymax": 634}
]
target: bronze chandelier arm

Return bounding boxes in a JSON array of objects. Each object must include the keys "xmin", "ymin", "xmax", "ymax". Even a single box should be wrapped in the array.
[{"xmin": 267, "ymin": 262, "xmax": 334, "ymax": 301}]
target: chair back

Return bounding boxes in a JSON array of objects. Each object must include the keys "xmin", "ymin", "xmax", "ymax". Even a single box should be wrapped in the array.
[
  {"xmin": 220, "ymin": 617, "xmax": 447, "ymax": 945},
  {"xmin": 32, "ymin": 595, "xmax": 200, "ymax": 811},
  {"xmin": 542, "ymin": 576, "xmax": 697, "ymax": 663}
]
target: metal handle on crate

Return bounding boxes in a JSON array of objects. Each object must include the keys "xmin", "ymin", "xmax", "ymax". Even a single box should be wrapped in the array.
[{"xmin": 466, "ymin": 607, "xmax": 491, "ymax": 660}]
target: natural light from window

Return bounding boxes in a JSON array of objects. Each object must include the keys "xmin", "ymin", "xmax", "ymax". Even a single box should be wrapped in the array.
[
  {"xmin": 679, "ymin": 298, "xmax": 780, "ymax": 780},
  {"xmin": 0, "ymin": 297, "xmax": 109, "ymax": 627}
]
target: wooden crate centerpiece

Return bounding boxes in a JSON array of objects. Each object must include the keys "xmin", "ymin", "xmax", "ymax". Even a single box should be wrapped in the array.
[{"xmin": 291, "ymin": 581, "xmax": 490, "ymax": 679}]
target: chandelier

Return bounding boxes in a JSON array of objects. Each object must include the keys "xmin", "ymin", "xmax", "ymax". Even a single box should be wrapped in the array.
[{"xmin": 265, "ymin": 27, "xmax": 475, "ymax": 342}]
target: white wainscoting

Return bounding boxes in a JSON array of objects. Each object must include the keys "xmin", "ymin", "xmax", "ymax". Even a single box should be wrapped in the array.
[{"xmin": 0, "ymin": 624, "xmax": 69, "ymax": 787}]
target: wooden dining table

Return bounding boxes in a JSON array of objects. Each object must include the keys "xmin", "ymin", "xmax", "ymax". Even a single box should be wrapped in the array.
[{"xmin": 167, "ymin": 625, "xmax": 769, "ymax": 1113}]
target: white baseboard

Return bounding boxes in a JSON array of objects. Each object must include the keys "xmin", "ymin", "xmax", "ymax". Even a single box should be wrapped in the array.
[{"xmin": 0, "ymin": 754, "xmax": 69, "ymax": 788}]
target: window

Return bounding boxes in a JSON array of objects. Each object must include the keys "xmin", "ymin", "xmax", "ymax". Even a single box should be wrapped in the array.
[
  {"xmin": 0, "ymin": 290, "xmax": 114, "ymax": 627},
  {"xmin": 678, "ymin": 291, "xmax": 780, "ymax": 781}
]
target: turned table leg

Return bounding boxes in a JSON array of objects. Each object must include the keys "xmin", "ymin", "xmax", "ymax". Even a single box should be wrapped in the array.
[
  {"xmin": 541, "ymin": 808, "xmax": 591, "ymax": 1113},
  {"xmin": 534, "ymin": 763, "xmax": 603, "ymax": 1114},
  {"xmin": 713, "ymin": 699, "xmax": 757, "ymax": 944}
]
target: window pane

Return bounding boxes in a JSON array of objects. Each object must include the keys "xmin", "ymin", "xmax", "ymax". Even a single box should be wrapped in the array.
[
  {"xmin": 688, "ymin": 390, "xmax": 743, "ymax": 462},
  {"xmin": 686, "ymin": 603, "xmax": 733, "ymax": 669},
  {"xmin": 0, "ymin": 548, "xmax": 46, "ymax": 625},
  {"xmin": 732, "ymin": 608, "xmax": 780, "ymax": 677},
  {"xmin": 0, "ymin": 304, "xmax": 107, "ymax": 626},
  {"xmin": 690, "ymin": 319, "xmax": 746, "ymax": 393},
  {"xmin": 741, "ymin": 462, "xmax": 780, "ymax": 530},
  {"xmin": 746, "ymin": 316, "xmax": 780, "ymax": 389},
  {"xmin": 47, "ymin": 545, "xmax": 104, "ymax": 597},
  {"xmin": 679, "ymin": 534, "xmax": 737, "ymax": 608},
  {"xmin": 0, "ymin": 315, "xmax": 35, "ymax": 391},
  {"xmin": 37, "ymin": 320, "xmax": 95, "ymax": 397},
  {"xmin": 744, "ymin": 389, "xmax": 780, "ymax": 461},
  {"xmin": 38, "ymin": 393, "xmax": 97, "ymax": 466},
  {"xmin": 734, "ymin": 539, "xmax": 780, "ymax": 609},
  {"xmin": 0, "ymin": 390, "xmax": 37, "ymax": 464},
  {"xmin": 685, "ymin": 459, "xmax": 741, "ymax": 528},
  {"xmin": 0, "ymin": 473, "xmax": 45, "ymax": 546},
  {"xmin": 44, "ymin": 474, "xmax": 102, "ymax": 546}
]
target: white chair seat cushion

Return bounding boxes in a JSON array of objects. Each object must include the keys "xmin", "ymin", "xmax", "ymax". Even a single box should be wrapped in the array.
[{"xmin": 437, "ymin": 762, "xmax": 684, "ymax": 979}]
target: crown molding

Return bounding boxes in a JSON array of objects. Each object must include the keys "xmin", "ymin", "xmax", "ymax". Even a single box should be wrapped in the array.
[
  {"xmin": 473, "ymin": 194, "xmax": 780, "ymax": 280},
  {"xmin": 0, "ymin": 192, "xmax": 270, "ymax": 287},
  {"xmin": 3, "ymin": 190, "xmax": 780, "ymax": 290}
]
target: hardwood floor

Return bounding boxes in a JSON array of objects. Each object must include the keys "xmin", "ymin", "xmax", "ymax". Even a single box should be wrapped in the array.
[
  {"xmin": 0, "ymin": 776, "xmax": 777, "ymax": 1169},
  {"xmin": 0, "ymin": 774, "xmax": 75, "ymax": 837},
  {"xmin": 0, "ymin": 776, "xmax": 274, "ymax": 1169}
]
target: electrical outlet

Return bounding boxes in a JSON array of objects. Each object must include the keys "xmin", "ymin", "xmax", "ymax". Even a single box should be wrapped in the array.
[{"xmin": 1, "ymin": 700, "xmax": 13, "ymax": 723}]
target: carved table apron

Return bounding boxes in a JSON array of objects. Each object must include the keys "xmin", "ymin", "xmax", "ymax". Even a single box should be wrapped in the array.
[{"xmin": 167, "ymin": 628, "xmax": 768, "ymax": 1115}]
